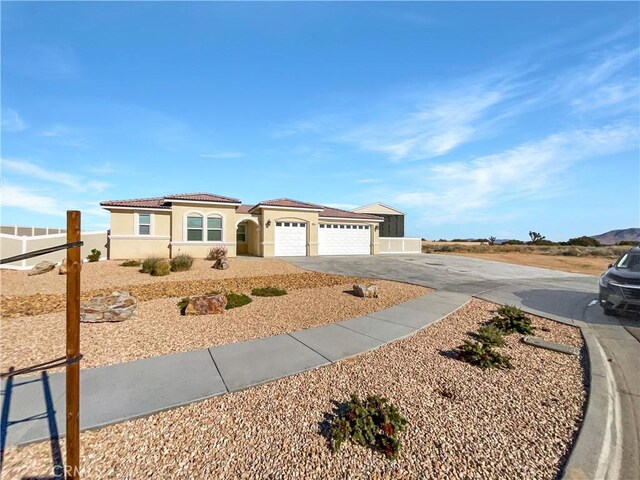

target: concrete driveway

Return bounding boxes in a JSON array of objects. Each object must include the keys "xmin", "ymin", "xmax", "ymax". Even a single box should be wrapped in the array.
[{"xmin": 285, "ymin": 253, "xmax": 640, "ymax": 479}]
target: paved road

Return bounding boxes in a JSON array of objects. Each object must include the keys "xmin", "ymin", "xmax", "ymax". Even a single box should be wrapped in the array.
[{"xmin": 286, "ymin": 253, "xmax": 640, "ymax": 480}]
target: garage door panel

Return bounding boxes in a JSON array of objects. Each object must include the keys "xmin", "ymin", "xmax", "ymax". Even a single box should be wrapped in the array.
[
  {"xmin": 319, "ymin": 224, "xmax": 370, "ymax": 255},
  {"xmin": 275, "ymin": 222, "xmax": 307, "ymax": 257}
]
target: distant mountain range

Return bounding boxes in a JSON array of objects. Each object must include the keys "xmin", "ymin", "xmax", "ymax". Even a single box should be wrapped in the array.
[{"xmin": 590, "ymin": 228, "xmax": 640, "ymax": 245}]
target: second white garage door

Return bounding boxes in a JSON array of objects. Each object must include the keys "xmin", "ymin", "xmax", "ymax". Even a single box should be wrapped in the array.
[
  {"xmin": 318, "ymin": 224, "xmax": 370, "ymax": 255},
  {"xmin": 274, "ymin": 222, "xmax": 307, "ymax": 256}
]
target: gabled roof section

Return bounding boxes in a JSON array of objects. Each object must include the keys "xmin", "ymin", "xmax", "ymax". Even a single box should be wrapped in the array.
[
  {"xmin": 352, "ymin": 202, "xmax": 405, "ymax": 215},
  {"xmin": 249, "ymin": 198, "xmax": 324, "ymax": 212},
  {"xmin": 319, "ymin": 206, "xmax": 384, "ymax": 221},
  {"xmin": 236, "ymin": 204, "xmax": 255, "ymax": 214},
  {"xmin": 101, "ymin": 192, "xmax": 241, "ymax": 210},
  {"xmin": 100, "ymin": 197, "xmax": 170, "ymax": 209},
  {"xmin": 163, "ymin": 192, "xmax": 241, "ymax": 204}
]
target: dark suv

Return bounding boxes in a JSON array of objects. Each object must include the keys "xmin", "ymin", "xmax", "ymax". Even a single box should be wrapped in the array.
[{"xmin": 599, "ymin": 246, "xmax": 640, "ymax": 316}]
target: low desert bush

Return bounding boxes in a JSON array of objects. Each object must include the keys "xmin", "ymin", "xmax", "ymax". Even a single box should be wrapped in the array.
[
  {"xmin": 206, "ymin": 246, "xmax": 228, "ymax": 261},
  {"xmin": 455, "ymin": 340, "xmax": 512, "ymax": 369},
  {"xmin": 170, "ymin": 253, "xmax": 194, "ymax": 272},
  {"xmin": 477, "ymin": 325, "xmax": 505, "ymax": 347},
  {"xmin": 141, "ymin": 256, "xmax": 162, "ymax": 274},
  {"xmin": 120, "ymin": 259, "xmax": 141, "ymax": 267},
  {"xmin": 562, "ymin": 248, "xmax": 581, "ymax": 257},
  {"xmin": 177, "ymin": 297, "xmax": 190, "ymax": 313},
  {"xmin": 328, "ymin": 394, "xmax": 407, "ymax": 459},
  {"xmin": 224, "ymin": 292, "xmax": 252, "ymax": 309},
  {"xmin": 488, "ymin": 305, "xmax": 535, "ymax": 335},
  {"xmin": 251, "ymin": 286, "xmax": 287, "ymax": 297},
  {"xmin": 86, "ymin": 249, "xmax": 101, "ymax": 262},
  {"xmin": 151, "ymin": 260, "xmax": 170, "ymax": 276}
]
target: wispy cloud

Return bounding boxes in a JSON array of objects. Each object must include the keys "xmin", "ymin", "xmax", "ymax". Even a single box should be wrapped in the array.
[
  {"xmin": 2, "ymin": 158, "xmax": 111, "ymax": 193},
  {"xmin": 341, "ymin": 88, "xmax": 508, "ymax": 161},
  {"xmin": 199, "ymin": 152, "xmax": 245, "ymax": 159},
  {"xmin": 1, "ymin": 108, "xmax": 27, "ymax": 132},
  {"xmin": 276, "ymin": 34, "xmax": 638, "ymax": 163},
  {"xmin": 392, "ymin": 120, "xmax": 639, "ymax": 225},
  {"xmin": 39, "ymin": 124, "xmax": 86, "ymax": 147},
  {"xmin": 0, "ymin": 184, "xmax": 63, "ymax": 216},
  {"xmin": 6, "ymin": 44, "xmax": 81, "ymax": 79}
]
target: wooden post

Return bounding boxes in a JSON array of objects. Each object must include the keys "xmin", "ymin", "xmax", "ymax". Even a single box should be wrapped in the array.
[{"xmin": 66, "ymin": 211, "xmax": 81, "ymax": 480}]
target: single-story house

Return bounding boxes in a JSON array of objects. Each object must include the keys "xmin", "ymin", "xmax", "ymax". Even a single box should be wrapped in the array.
[{"xmin": 100, "ymin": 193, "xmax": 404, "ymax": 259}]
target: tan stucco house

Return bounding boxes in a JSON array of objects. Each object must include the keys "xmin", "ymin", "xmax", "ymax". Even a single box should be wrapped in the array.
[{"xmin": 100, "ymin": 193, "xmax": 388, "ymax": 259}]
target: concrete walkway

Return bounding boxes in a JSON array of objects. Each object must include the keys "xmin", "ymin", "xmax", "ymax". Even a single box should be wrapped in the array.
[
  {"xmin": 285, "ymin": 254, "xmax": 640, "ymax": 480},
  {"xmin": 1, "ymin": 290, "xmax": 469, "ymax": 447}
]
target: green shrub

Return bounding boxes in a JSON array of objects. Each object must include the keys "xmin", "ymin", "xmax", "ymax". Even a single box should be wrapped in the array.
[
  {"xmin": 225, "ymin": 292, "xmax": 252, "ymax": 309},
  {"xmin": 488, "ymin": 305, "xmax": 535, "ymax": 335},
  {"xmin": 151, "ymin": 260, "xmax": 170, "ymax": 276},
  {"xmin": 86, "ymin": 248, "xmax": 101, "ymax": 262},
  {"xmin": 329, "ymin": 394, "xmax": 407, "ymax": 459},
  {"xmin": 251, "ymin": 286, "xmax": 287, "ymax": 297},
  {"xmin": 120, "ymin": 259, "xmax": 141, "ymax": 267},
  {"xmin": 455, "ymin": 340, "xmax": 512, "ymax": 369},
  {"xmin": 477, "ymin": 325, "xmax": 505, "ymax": 347},
  {"xmin": 141, "ymin": 256, "xmax": 162, "ymax": 273},
  {"xmin": 567, "ymin": 236, "xmax": 600, "ymax": 247},
  {"xmin": 177, "ymin": 297, "xmax": 190, "ymax": 314},
  {"xmin": 170, "ymin": 254, "xmax": 194, "ymax": 272}
]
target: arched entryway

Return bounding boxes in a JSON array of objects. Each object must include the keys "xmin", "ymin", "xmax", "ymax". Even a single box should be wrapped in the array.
[{"xmin": 236, "ymin": 219, "xmax": 260, "ymax": 256}]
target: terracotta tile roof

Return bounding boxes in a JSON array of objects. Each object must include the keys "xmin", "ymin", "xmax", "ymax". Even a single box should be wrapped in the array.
[
  {"xmin": 100, "ymin": 197, "xmax": 170, "ymax": 209},
  {"xmin": 251, "ymin": 198, "xmax": 324, "ymax": 210},
  {"xmin": 163, "ymin": 193, "xmax": 241, "ymax": 204},
  {"xmin": 101, "ymin": 193, "xmax": 242, "ymax": 209},
  {"xmin": 319, "ymin": 206, "xmax": 384, "ymax": 221},
  {"xmin": 236, "ymin": 204, "xmax": 255, "ymax": 214}
]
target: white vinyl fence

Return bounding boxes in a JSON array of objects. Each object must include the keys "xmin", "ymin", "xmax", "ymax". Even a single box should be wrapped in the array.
[
  {"xmin": 0, "ymin": 229, "xmax": 108, "ymax": 270},
  {"xmin": 379, "ymin": 237, "xmax": 422, "ymax": 254}
]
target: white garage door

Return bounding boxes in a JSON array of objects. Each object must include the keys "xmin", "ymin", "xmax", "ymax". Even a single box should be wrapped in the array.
[
  {"xmin": 274, "ymin": 222, "xmax": 307, "ymax": 256},
  {"xmin": 318, "ymin": 224, "xmax": 370, "ymax": 255}
]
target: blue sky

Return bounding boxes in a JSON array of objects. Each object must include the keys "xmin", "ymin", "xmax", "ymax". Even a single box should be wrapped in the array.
[{"xmin": 1, "ymin": 2, "xmax": 639, "ymax": 240}]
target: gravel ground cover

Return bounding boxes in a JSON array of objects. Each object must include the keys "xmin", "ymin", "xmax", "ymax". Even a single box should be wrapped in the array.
[
  {"xmin": 1, "ymin": 271, "xmax": 375, "ymax": 318},
  {"xmin": 3, "ymin": 299, "xmax": 586, "ymax": 479},
  {"xmin": 1, "ymin": 281, "xmax": 429, "ymax": 371},
  {"xmin": 0, "ymin": 258, "xmax": 303, "ymax": 297}
]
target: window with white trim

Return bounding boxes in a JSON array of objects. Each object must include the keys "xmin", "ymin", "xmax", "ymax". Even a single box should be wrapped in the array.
[
  {"xmin": 207, "ymin": 216, "xmax": 223, "ymax": 241},
  {"xmin": 138, "ymin": 214, "xmax": 151, "ymax": 235},
  {"xmin": 187, "ymin": 215, "xmax": 203, "ymax": 241}
]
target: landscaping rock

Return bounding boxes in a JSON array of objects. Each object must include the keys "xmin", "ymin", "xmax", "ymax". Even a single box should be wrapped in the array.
[
  {"xmin": 81, "ymin": 291, "xmax": 138, "ymax": 323},
  {"xmin": 58, "ymin": 259, "xmax": 68, "ymax": 275},
  {"xmin": 28, "ymin": 261, "xmax": 56, "ymax": 276},
  {"xmin": 213, "ymin": 259, "xmax": 229, "ymax": 270},
  {"xmin": 184, "ymin": 294, "xmax": 227, "ymax": 315},
  {"xmin": 353, "ymin": 283, "xmax": 379, "ymax": 298}
]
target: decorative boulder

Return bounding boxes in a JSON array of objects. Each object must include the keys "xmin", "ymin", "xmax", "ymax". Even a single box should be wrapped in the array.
[
  {"xmin": 184, "ymin": 294, "xmax": 227, "ymax": 315},
  {"xmin": 28, "ymin": 261, "xmax": 56, "ymax": 276},
  {"xmin": 353, "ymin": 284, "xmax": 379, "ymax": 298},
  {"xmin": 212, "ymin": 258, "xmax": 229, "ymax": 270},
  {"xmin": 81, "ymin": 291, "xmax": 138, "ymax": 323},
  {"xmin": 58, "ymin": 258, "xmax": 68, "ymax": 275}
]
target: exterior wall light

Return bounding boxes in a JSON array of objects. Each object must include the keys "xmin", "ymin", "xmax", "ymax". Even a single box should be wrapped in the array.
[{"xmin": 266, "ymin": 220, "xmax": 271, "ymax": 228}]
